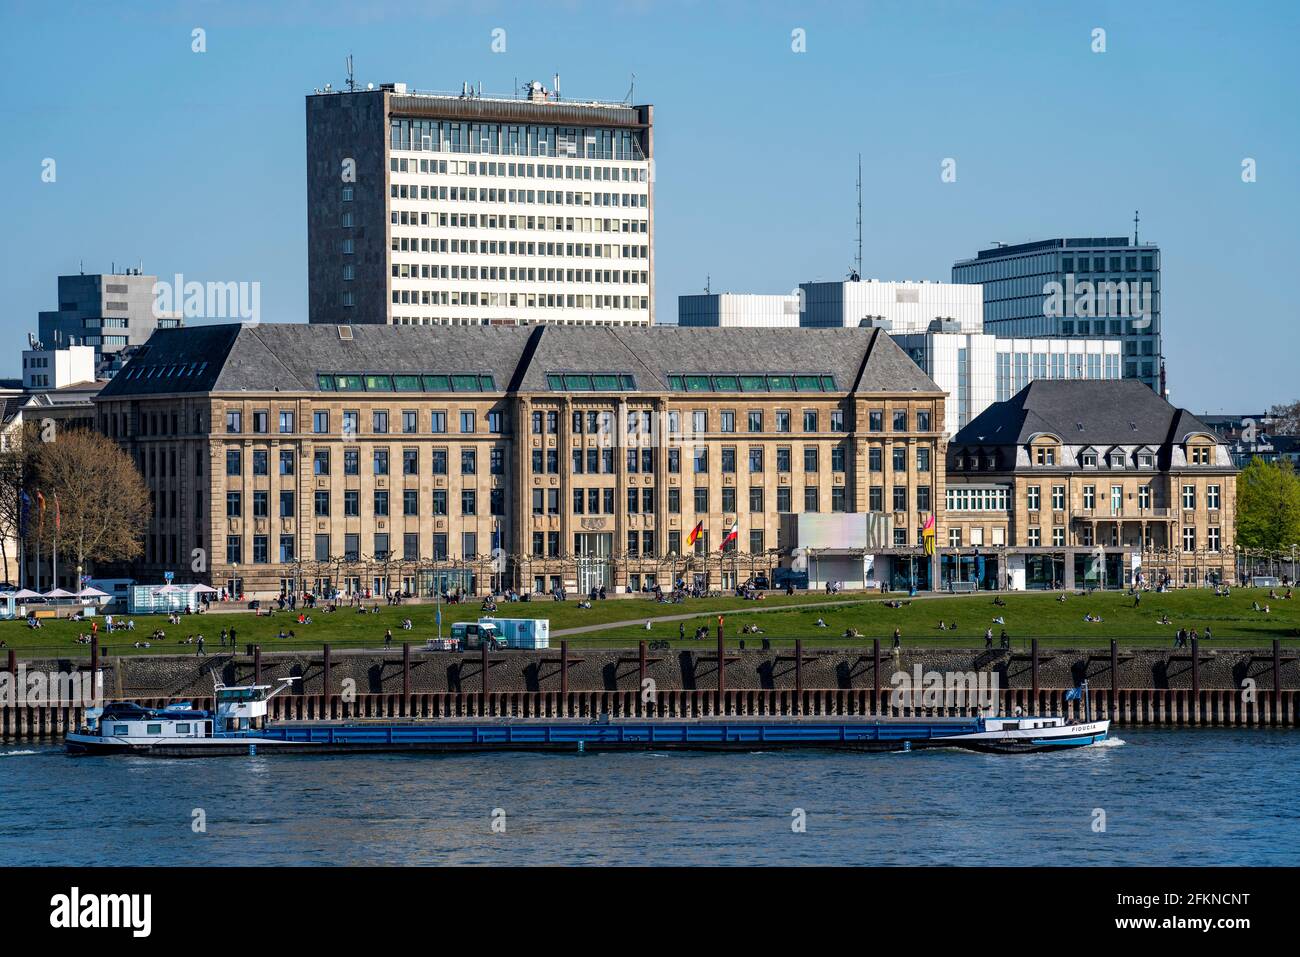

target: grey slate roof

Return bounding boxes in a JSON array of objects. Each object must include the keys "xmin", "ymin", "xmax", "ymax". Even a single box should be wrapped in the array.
[
  {"xmin": 953, "ymin": 379, "xmax": 1220, "ymax": 447},
  {"xmin": 97, "ymin": 323, "xmax": 944, "ymax": 397}
]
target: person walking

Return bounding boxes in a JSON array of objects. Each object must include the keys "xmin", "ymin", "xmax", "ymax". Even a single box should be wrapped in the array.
[
  {"xmin": 678, "ymin": 621, "xmax": 685, "ymax": 641},
  {"xmin": 384, "ymin": 628, "xmax": 393, "ymax": 649},
  {"xmin": 892, "ymin": 627, "xmax": 901, "ymax": 650},
  {"xmin": 984, "ymin": 627, "xmax": 993, "ymax": 650},
  {"xmin": 229, "ymin": 627, "xmax": 238, "ymax": 651},
  {"xmin": 196, "ymin": 634, "xmax": 205, "ymax": 656}
]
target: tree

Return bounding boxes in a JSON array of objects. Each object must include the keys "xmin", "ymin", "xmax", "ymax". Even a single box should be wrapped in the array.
[
  {"xmin": 29, "ymin": 427, "xmax": 151, "ymax": 583},
  {"xmin": 1236, "ymin": 457, "xmax": 1300, "ymax": 551},
  {"xmin": 1266, "ymin": 400, "xmax": 1300, "ymax": 436}
]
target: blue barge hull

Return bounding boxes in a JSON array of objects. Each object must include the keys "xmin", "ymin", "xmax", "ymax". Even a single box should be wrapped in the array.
[{"xmin": 267, "ymin": 716, "xmax": 986, "ymax": 750}]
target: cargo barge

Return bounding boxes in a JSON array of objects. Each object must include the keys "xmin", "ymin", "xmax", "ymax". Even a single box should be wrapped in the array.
[{"xmin": 65, "ymin": 678, "xmax": 1110, "ymax": 757}]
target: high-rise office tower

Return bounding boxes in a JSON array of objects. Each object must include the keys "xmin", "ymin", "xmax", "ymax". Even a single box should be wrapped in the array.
[
  {"xmin": 952, "ymin": 237, "xmax": 1162, "ymax": 392},
  {"xmin": 306, "ymin": 80, "xmax": 654, "ymax": 327}
]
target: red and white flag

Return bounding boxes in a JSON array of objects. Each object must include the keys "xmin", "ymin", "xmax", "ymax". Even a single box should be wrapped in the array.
[{"xmin": 720, "ymin": 519, "xmax": 738, "ymax": 550}]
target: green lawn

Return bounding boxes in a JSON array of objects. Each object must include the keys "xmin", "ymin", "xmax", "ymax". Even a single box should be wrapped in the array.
[
  {"xmin": 2, "ymin": 588, "xmax": 1297, "ymax": 657},
  {"xmin": 0, "ymin": 591, "xmax": 866, "ymax": 657},
  {"xmin": 584, "ymin": 588, "xmax": 1300, "ymax": 648}
]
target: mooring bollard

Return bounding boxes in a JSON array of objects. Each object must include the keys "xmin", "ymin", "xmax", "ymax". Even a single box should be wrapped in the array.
[
  {"xmin": 1191, "ymin": 637, "xmax": 1201, "ymax": 725},
  {"xmin": 794, "ymin": 639, "xmax": 804, "ymax": 714},
  {"xmin": 403, "ymin": 642, "xmax": 411, "ymax": 716},
  {"xmin": 1031, "ymin": 639, "xmax": 1039, "ymax": 714}
]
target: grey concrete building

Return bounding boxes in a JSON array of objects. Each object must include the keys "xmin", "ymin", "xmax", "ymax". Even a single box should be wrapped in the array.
[{"xmin": 37, "ymin": 270, "xmax": 182, "ymax": 359}]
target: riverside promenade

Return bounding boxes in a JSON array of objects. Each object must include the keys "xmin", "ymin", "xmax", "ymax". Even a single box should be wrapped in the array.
[{"xmin": 4, "ymin": 633, "xmax": 1297, "ymax": 742}]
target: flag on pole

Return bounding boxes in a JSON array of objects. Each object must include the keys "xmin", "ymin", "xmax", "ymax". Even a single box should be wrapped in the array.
[
  {"xmin": 720, "ymin": 519, "xmax": 738, "ymax": 551},
  {"xmin": 922, "ymin": 514, "xmax": 936, "ymax": 556},
  {"xmin": 686, "ymin": 520, "xmax": 704, "ymax": 547},
  {"xmin": 36, "ymin": 491, "xmax": 46, "ymax": 532}
]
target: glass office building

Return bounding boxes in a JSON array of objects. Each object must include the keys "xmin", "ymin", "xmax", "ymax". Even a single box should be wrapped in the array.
[{"xmin": 952, "ymin": 237, "xmax": 1161, "ymax": 392}]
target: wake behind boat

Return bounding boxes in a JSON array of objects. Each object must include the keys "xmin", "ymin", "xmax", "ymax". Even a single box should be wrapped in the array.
[{"xmin": 65, "ymin": 678, "xmax": 1109, "ymax": 757}]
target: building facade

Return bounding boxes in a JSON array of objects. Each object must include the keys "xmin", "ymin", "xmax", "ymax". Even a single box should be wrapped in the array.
[
  {"xmin": 952, "ymin": 237, "xmax": 1162, "ymax": 392},
  {"xmin": 22, "ymin": 344, "xmax": 96, "ymax": 391},
  {"xmin": 37, "ymin": 271, "xmax": 182, "ymax": 359},
  {"xmin": 677, "ymin": 293, "xmax": 801, "ymax": 328},
  {"xmin": 942, "ymin": 380, "xmax": 1236, "ymax": 590},
  {"xmin": 306, "ymin": 81, "xmax": 654, "ymax": 328},
  {"xmin": 894, "ymin": 332, "xmax": 1124, "ymax": 435},
  {"xmin": 799, "ymin": 279, "xmax": 983, "ymax": 333},
  {"xmin": 93, "ymin": 324, "xmax": 946, "ymax": 597}
]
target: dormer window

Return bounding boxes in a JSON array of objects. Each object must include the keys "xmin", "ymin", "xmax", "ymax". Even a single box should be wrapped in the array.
[
  {"xmin": 1035, "ymin": 447, "xmax": 1056, "ymax": 466},
  {"xmin": 1138, "ymin": 452, "xmax": 1154, "ymax": 469},
  {"xmin": 1081, "ymin": 452, "xmax": 1097, "ymax": 468},
  {"xmin": 1108, "ymin": 452, "xmax": 1126, "ymax": 469}
]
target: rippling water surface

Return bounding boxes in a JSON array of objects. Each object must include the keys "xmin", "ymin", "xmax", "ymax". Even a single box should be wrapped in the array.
[{"xmin": 1, "ymin": 730, "xmax": 1296, "ymax": 866}]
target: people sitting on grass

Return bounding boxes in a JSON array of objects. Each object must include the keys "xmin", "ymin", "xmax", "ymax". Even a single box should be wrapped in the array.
[
  {"xmin": 132, "ymin": 641, "xmax": 151, "ymax": 649},
  {"xmin": 1083, "ymin": 613, "xmax": 1104, "ymax": 623},
  {"xmin": 843, "ymin": 627, "xmax": 862, "ymax": 639},
  {"xmin": 1056, "ymin": 594, "xmax": 1068, "ymax": 603},
  {"xmin": 814, "ymin": 618, "xmax": 828, "ymax": 628},
  {"xmin": 1156, "ymin": 614, "xmax": 1172, "ymax": 625},
  {"xmin": 993, "ymin": 616, "xmax": 1005, "ymax": 625},
  {"xmin": 577, "ymin": 599, "xmax": 592, "ymax": 609},
  {"xmin": 743, "ymin": 623, "xmax": 764, "ymax": 635},
  {"xmin": 992, "ymin": 596, "xmax": 1007, "ymax": 607}
]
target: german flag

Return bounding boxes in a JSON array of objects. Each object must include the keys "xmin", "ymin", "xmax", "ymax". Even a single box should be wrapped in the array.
[{"xmin": 686, "ymin": 520, "xmax": 704, "ymax": 547}]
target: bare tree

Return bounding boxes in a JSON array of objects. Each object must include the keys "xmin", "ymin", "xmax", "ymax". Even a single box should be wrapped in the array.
[
  {"xmin": 1267, "ymin": 400, "xmax": 1300, "ymax": 436},
  {"xmin": 29, "ymin": 428, "xmax": 151, "ymax": 583}
]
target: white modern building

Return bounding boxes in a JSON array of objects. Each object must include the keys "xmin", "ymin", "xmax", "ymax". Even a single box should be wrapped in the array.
[
  {"xmin": 894, "ymin": 332, "xmax": 1124, "ymax": 435},
  {"xmin": 677, "ymin": 293, "xmax": 800, "ymax": 327},
  {"xmin": 799, "ymin": 279, "xmax": 983, "ymax": 333},
  {"xmin": 22, "ymin": 343, "xmax": 96, "ymax": 391},
  {"xmin": 307, "ymin": 80, "xmax": 654, "ymax": 327}
]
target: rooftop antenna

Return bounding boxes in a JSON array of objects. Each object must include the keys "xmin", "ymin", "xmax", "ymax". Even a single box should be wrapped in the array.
[
  {"xmin": 1133, "ymin": 209, "xmax": 1140, "ymax": 245},
  {"xmin": 852, "ymin": 153, "xmax": 863, "ymax": 282},
  {"xmin": 624, "ymin": 72, "xmax": 636, "ymax": 104},
  {"xmin": 553, "ymin": 73, "xmax": 561, "ymax": 100},
  {"xmin": 705, "ymin": 274, "xmax": 711, "ymax": 294},
  {"xmin": 345, "ymin": 54, "xmax": 356, "ymax": 92}
]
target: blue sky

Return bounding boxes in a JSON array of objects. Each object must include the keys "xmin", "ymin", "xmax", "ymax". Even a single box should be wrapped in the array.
[{"xmin": 1, "ymin": 0, "xmax": 1296, "ymax": 410}]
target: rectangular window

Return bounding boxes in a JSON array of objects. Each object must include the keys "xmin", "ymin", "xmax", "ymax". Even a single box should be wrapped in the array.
[
  {"xmin": 313, "ymin": 411, "xmax": 329, "ymax": 434},
  {"xmin": 1027, "ymin": 485, "xmax": 1040, "ymax": 510},
  {"xmin": 777, "ymin": 487, "xmax": 791, "ymax": 513},
  {"xmin": 314, "ymin": 491, "xmax": 330, "ymax": 517},
  {"xmin": 279, "ymin": 411, "xmax": 294, "ymax": 434}
]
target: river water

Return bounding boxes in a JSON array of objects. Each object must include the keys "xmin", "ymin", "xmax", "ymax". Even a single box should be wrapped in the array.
[{"xmin": 1, "ymin": 730, "xmax": 1295, "ymax": 866}]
